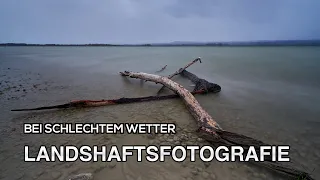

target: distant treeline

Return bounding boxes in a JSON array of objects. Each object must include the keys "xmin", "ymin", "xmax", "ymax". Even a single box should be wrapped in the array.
[
  {"xmin": 1, "ymin": 40, "xmax": 320, "ymax": 47},
  {"xmin": 0, "ymin": 43, "xmax": 121, "ymax": 46}
]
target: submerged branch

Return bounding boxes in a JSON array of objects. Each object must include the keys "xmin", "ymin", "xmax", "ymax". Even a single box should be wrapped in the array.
[
  {"xmin": 10, "ymin": 90, "xmax": 213, "ymax": 112},
  {"xmin": 155, "ymin": 65, "xmax": 168, "ymax": 73}
]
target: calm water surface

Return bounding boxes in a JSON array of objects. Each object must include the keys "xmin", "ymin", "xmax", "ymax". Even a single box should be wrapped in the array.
[{"xmin": 0, "ymin": 46, "xmax": 319, "ymax": 180}]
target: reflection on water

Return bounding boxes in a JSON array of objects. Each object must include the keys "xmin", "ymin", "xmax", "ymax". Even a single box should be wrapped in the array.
[{"xmin": 0, "ymin": 46, "xmax": 320, "ymax": 180}]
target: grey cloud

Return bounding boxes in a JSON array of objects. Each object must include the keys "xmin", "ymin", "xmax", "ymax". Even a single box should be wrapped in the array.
[
  {"xmin": 0, "ymin": 0, "xmax": 319, "ymax": 43},
  {"xmin": 164, "ymin": 0, "xmax": 280, "ymax": 23}
]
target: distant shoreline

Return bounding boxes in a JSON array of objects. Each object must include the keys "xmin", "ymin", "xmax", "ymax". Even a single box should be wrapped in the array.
[{"xmin": 1, "ymin": 40, "xmax": 320, "ymax": 47}]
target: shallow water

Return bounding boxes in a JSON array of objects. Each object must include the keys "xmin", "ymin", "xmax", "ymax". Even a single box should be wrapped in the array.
[{"xmin": 0, "ymin": 46, "xmax": 320, "ymax": 180}]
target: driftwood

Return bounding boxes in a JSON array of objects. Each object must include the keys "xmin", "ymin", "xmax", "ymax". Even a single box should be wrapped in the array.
[
  {"xmin": 10, "ymin": 90, "xmax": 215, "ymax": 111},
  {"xmin": 181, "ymin": 70, "xmax": 221, "ymax": 93},
  {"xmin": 10, "ymin": 57, "xmax": 314, "ymax": 179},
  {"xmin": 120, "ymin": 70, "xmax": 314, "ymax": 180},
  {"xmin": 156, "ymin": 57, "xmax": 202, "ymax": 94},
  {"xmin": 155, "ymin": 65, "xmax": 167, "ymax": 73},
  {"xmin": 120, "ymin": 71, "xmax": 222, "ymax": 130},
  {"xmin": 10, "ymin": 58, "xmax": 218, "ymax": 112}
]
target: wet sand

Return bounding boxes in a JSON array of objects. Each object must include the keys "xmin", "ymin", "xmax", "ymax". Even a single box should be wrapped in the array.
[{"xmin": 0, "ymin": 46, "xmax": 319, "ymax": 180}]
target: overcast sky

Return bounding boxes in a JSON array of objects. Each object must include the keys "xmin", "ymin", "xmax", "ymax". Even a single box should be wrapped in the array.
[{"xmin": 0, "ymin": 0, "xmax": 319, "ymax": 44}]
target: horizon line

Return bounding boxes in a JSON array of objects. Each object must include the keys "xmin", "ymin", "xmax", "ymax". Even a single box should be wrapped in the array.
[{"xmin": 1, "ymin": 39, "xmax": 320, "ymax": 45}]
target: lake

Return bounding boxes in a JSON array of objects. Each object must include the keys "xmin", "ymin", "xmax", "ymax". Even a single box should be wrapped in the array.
[{"xmin": 0, "ymin": 46, "xmax": 319, "ymax": 180}]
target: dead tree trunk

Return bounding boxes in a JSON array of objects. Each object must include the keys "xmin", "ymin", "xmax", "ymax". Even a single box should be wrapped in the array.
[
  {"xmin": 120, "ymin": 70, "xmax": 314, "ymax": 180},
  {"xmin": 120, "ymin": 71, "xmax": 222, "ymax": 130}
]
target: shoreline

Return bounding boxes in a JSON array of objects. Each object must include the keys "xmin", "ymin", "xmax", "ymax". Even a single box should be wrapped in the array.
[{"xmin": 1, "ymin": 40, "xmax": 320, "ymax": 47}]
